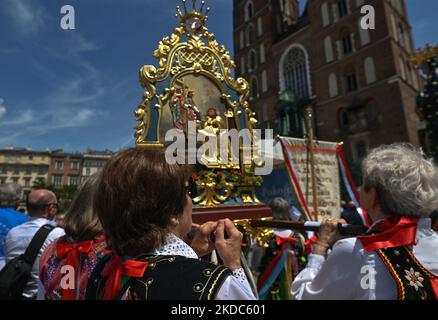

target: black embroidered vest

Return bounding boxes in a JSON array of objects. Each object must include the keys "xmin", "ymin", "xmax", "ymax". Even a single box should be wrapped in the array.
[
  {"xmin": 376, "ymin": 245, "xmax": 437, "ymax": 300},
  {"xmin": 86, "ymin": 254, "xmax": 231, "ymax": 300}
]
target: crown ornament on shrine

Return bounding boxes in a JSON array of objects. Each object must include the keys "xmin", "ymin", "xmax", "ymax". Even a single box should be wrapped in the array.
[{"xmin": 176, "ymin": 0, "xmax": 210, "ymax": 34}]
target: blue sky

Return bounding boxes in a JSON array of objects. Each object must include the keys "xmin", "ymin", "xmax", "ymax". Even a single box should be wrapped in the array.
[{"xmin": 0, "ymin": 0, "xmax": 437, "ymax": 152}]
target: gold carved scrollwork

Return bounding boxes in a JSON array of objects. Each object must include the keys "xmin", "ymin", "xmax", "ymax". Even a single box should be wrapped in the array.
[
  {"xmin": 193, "ymin": 177, "xmax": 233, "ymax": 207},
  {"xmin": 235, "ymin": 219, "xmax": 274, "ymax": 248},
  {"xmin": 134, "ymin": 0, "xmax": 253, "ymax": 147},
  {"xmin": 134, "ymin": 0, "xmax": 263, "ymax": 207}
]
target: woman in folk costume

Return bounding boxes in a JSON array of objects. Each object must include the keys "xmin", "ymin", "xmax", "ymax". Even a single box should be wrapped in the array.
[
  {"xmin": 86, "ymin": 147, "xmax": 256, "ymax": 300},
  {"xmin": 292, "ymin": 143, "xmax": 438, "ymax": 300},
  {"xmin": 39, "ymin": 174, "xmax": 108, "ymax": 300}
]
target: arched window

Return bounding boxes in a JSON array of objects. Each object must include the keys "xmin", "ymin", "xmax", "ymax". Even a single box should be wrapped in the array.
[
  {"xmin": 344, "ymin": 66, "xmax": 358, "ymax": 92},
  {"xmin": 248, "ymin": 49, "xmax": 257, "ymax": 72},
  {"xmin": 405, "ymin": 60, "xmax": 413, "ymax": 84},
  {"xmin": 280, "ymin": 45, "xmax": 311, "ymax": 99},
  {"xmin": 261, "ymin": 70, "xmax": 268, "ymax": 92},
  {"xmin": 392, "ymin": 0, "xmax": 403, "ymax": 14},
  {"xmin": 412, "ymin": 67, "xmax": 419, "ymax": 90},
  {"xmin": 391, "ymin": 15, "xmax": 399, "ymax": 42},
  {"xmin": 246, "ymin": 24, "xmax": 256, "ymax": 46},
  {"xmin": 245, "ymin": 1, "xmax": 254, "ymax": 21},
  {"xmin": 337, "ymin": 0, "xmax": 348, "ymax": 18},
  {"xmin": 341, "ymin": 28, "xmax": 353, "ymax": 55},
  {"xmin": 328, "ymin": 73, "xmax": 338, "ymax": 97},
  {"xmin": 364, "ymin": 57, "xmax": 377, "ymax": 84},
  {"xmin": 257, "ymin": 17, "xmax": 263, "ymax": 36},
  {"xmin": 324, "ymin": 36, "xmax": 334, "ymax": 62},
  {"xmin": 399, "ymin": 56, "xmax": 406, "ymax": 80},
  {"xmin": 260, "ymin": 43, "xmax": 266, "ymax": 63},
  {"xmin": 358, "ymin": 18, "xmax": 370, "ymax": 46},
  {"xmin": 251, "ymin": 76, "xmax": 259, "ymax": 98},
  {"xmin": 321, "ymin": 2, "xmax": 330, "ymax": 27},
  {"xmin": 398, "ymin": 23, "xmax": 405, "ymax": 47}
]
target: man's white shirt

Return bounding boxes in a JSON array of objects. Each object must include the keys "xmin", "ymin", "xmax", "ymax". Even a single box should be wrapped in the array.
[{"xmin": 4, "ymin": 217, "xmax": 64, "ymax": 299}]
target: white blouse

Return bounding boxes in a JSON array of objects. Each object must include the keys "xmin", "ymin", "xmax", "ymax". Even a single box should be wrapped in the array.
[
  {"xmin": 291, "ymin": 218, "xmax": 438, "ymax": 300},
  {"xmin": 153, "ymin": 234, "xmax": 257, "ymax": 300}
]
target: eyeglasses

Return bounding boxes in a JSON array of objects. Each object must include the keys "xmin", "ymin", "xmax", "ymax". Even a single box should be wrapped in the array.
[
  {"xmin": 48, "ymin": 203, "xmax": 59, "ymax": 209},
  {"xmin": 186, "ymin": 177, "xmax": 198, "ymax": 199},
  {"xmin": 26, "ymin": 202, "xmax": 58, "ymax": 211}
]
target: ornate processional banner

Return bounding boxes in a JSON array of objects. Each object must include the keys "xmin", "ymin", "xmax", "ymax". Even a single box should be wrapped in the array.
[{"xmin": 280, "ymin": 137, "xmax": 341, "ymax": 222}]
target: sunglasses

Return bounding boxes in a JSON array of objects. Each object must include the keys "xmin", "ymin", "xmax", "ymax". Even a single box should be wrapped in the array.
[
  {"xmin": 48, "ymin": 203, "xmax": 59, "ymax": 209},
  {"xmin": 186, "ymin": 177, "xmax": 198, "ymax": 199}
]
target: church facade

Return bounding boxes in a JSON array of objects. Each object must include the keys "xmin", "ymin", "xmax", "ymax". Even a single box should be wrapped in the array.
[{"xmin": 233, "ymin": 0, "xmax": 421, "ymax": 165}]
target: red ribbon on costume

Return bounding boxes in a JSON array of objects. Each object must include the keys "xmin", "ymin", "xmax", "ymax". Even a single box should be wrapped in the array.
[
  {"xmin": 275, "ymin": 236, "xmax": 297, "ymax": 247},
  {"xmin": 101, "ymin": 255, "xmax": 148, "ymax": 300},
  {"xmin": 257, "ymin": 236, "xmax": 297, "ymax": 290},
  {"xmin": 431, "ymin": 279, "xmax": 438, "ymax": 300},
  {"xmin": 56, "ymin": 239, "xmax": 95, "ymax": 300},
  {"xmin": 304, "ymin": 235, "xmax": 318, "ymax": 255},
  {"xmin": 357, "ymin": 216, "xmax": 419, "ymax": 251}
]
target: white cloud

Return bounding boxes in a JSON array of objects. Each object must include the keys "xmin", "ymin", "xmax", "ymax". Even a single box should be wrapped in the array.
[
  {"xmin": 0, "ymin": 98, "xmax": 6, "ymax": 120},
  {"xmin": 0, "ymin": 20, "xmax": 125, "ymax": 147},
  {"xmin": 1, "ymin": 109, "xmax": 33, "ymax": 126},
  {"xmin": 0, "ymin": 106, "xmax": 104, "ymax": 145},
  {"xmin": 4, "ymin": 0, "xmax": 48, "ymax": 36}
]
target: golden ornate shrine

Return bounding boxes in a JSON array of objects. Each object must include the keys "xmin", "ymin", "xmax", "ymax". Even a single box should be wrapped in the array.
[
  {"xmin": 134, "ymin": 0, "xmax": 255, "ymax": 147},
  {"xmin": 134, "ymin": 0, "xmax": 270, "ymax": 218},
  {"xmin": 411, "ymin": 43, "xmax": 438, "ymax": 68}
]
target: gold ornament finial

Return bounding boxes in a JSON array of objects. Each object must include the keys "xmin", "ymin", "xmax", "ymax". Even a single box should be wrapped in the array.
[
  {"xmin": 175, "ymin": 0, "xmax": 211, "ymax": 33},
  {"xmin": 176, "ymin": 5, "xmax": 183, "ymax": 19},
  {"xmin": 183, "ymin": 0, "xmax": 189, "ymax": 14},
  {"xmin": 411, "ymin": 43, "xmax": 438, "ymax": 68}
]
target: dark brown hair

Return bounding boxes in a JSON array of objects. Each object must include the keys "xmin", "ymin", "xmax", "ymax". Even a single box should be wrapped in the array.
[
  {"xmin": 93, "ymin": 147, "xmax": 189, "ymax": 256},
  {"xmin": 63, "ymin": 173, "xmax": 103, "ymax": 241}
]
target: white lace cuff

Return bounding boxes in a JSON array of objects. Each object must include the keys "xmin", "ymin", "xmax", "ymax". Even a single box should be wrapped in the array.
[{"xmin": 231, "ymin": 268, "xmax": 247, "ymax": 285}]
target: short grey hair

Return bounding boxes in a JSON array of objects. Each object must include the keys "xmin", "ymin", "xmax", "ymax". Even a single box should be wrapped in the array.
[
  {"xmin": 362, "ymin": 143, "xmax": 438, "ymax": 218},
  {"xmin": 268, "ymin": 197, "xmax": 292, "ymax": 220},
  {"xmin": 0, "ymin": 183, "xmax": 23, "ymax": 208}
]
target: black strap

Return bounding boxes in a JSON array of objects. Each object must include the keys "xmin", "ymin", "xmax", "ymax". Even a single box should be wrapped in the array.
[{"xmin": 22, "ymin": 224, "xmax": 55, "ymax": 264}]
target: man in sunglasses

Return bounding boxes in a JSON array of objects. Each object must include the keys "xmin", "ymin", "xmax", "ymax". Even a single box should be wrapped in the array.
[{"xmin": 4, "ymin": 189, "xmax": 65, "ymax": 299}]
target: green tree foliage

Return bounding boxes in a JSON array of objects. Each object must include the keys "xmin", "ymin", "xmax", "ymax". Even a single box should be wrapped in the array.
[{"xmin": 32, "ymin": 178, "xmax": 78, "ymax": 214}]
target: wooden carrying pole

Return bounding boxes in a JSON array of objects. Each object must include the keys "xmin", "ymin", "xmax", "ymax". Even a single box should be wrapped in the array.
[
  {"xmin": 250, "ymin": 219, "xmax": 367, "ymax": 237},
  {"xmin": 305, "ymin": 106, "xmax": 318, "ymax": 221}
]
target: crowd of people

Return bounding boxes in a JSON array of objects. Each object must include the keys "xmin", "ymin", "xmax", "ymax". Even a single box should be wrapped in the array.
[{"xmin": 0, "ymin": 143, "xmax": 437, "ymax": 300}]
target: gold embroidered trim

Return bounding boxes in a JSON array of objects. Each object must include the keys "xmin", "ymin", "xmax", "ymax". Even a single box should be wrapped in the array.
[{"xmin": 204, "ymin": 267, "xmax": 229, "ymax": 300}]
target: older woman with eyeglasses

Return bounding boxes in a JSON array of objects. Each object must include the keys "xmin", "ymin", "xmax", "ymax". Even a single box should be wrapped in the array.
[
  {"xmin": 86, "ymin": 147, "xmax": 256, "ymax": 300},
  {"xmin": 291, "ymin": 143, "xmax": 438, "ymax": 300}
]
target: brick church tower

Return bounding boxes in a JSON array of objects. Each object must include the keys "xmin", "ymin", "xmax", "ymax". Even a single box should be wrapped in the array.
[{"xmin": 233, "ymin": 0, "xmax": 421, "ymax": 166}]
